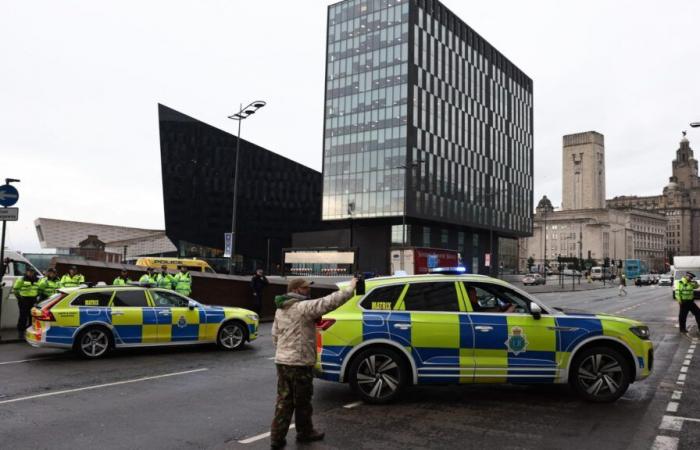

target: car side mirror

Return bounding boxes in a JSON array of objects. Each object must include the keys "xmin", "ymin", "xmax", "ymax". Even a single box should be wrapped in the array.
[
  {"xmin": 188, "ymin": 300, "xmax": 197, "ymax": 310},
  {"xmin": 530, "ymin": 302, "xmax": 542, "ymax": 320}
]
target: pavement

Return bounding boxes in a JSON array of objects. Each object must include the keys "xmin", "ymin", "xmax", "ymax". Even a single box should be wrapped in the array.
[{"xmin": 0, "ymin": 284, "xmax": 698, "ymax": 449}]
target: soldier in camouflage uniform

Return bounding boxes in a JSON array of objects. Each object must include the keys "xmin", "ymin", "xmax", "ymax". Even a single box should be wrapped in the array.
[{"xmin": 270, "ymin": 277, "xmax": 357, "ymax": 449}]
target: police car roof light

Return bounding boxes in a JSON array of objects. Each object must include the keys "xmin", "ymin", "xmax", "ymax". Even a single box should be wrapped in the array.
[{"xmin": 429, "ymin": 266, "xmax": 467, "ymax": 275}]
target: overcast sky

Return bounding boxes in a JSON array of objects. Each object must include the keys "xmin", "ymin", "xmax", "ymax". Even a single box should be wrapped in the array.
[{"xmin": 2, "ymin": 0, "xmax": 699, "ymax": 252}]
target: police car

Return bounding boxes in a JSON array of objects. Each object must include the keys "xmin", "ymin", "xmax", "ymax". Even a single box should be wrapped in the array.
[
  {"xmin": 25, "ymin": 285, "xmax": 259, "ymax": 358},
  {"xmin": 315, "ymin": 273, "xmax": 653, "ymax": 403}
]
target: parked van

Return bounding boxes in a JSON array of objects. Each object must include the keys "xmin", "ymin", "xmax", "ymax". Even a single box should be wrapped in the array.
[
  {"xmin": 1, "ymin": 251, "xmax": 42, "ymax": 330},
  {"xmin": 135, "ymin": 257, "xmax": 215, "ymax": 273},
  {"xmin": 590, "ymin": 266, "xmax": 613, "ymax": 280}
]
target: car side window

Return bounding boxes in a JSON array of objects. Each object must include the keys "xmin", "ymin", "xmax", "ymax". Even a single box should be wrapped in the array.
[
  {"xmin": 464, "ymin": 282, "xmax": 538, "ymax": 314},
  {"xmin": 402, "ymin": 282, "xmax": 460, "ymax": 312},
  {"xmin": 360, "ymin": 284, "xmax": 405, "ymax": 310},
  {"xmin": 72, "ymin": 292, "xmax": 113, "ymax": 307},
  {"xmin": 112, "ymin": 290, "xmax": 149, "ymax": 307},
  {"xmin": 151, "ymin": 290, "xmax": 189, "ymax": 307}
]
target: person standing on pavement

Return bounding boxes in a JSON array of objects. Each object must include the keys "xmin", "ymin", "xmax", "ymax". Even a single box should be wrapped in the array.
[
  {"xmin": 173, "ymin": 265, "xmax": 192, "ymax": 297},
  {"xmin": 269, "ymin": 277, "xmax": 358, "ymax": 449},
  {"xmin": 113, "ymin": 269, "xmax": 132, "ymax": 286},
  {"xmin": 139, "ymin": 267, "xmax": 157, "ymax": 285},
  {"xmin": 676, "ymin": 272, "xmax": 700, "ymax": 334},
  {"xmin": 13, "ymin": 267, "xmax": 40, "ymax": 340},
  {"xmin": 60, "ymin": 265, "xmax": 85, "ymax": 288},
  {"xmin": 38, "ymin": 268, "xmax": 62, "ymax": 299},
  {"xmin": 156, "ymin": 265, "xmax": 175, "ymax": 290},
  {"xmin": 250, "ymin": 268, "xmax": 269, "ymax": 315},
  {"xmin": 618, "ymin": 273, "xmax": 627, "ymax": 297}
]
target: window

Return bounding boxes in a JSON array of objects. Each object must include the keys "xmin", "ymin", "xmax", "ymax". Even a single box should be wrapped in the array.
[
  {"xmin": 151, "ymin": 291, "xmax": 190, "ymax": 308},
  {"xmin": 72, "ymin": 292, "xmax": 113, "ymax": 307},
  {"xmin": 12, "ymin": 260, "xmax": 29, "ymax": 276},
  {"xmin": 402, "ymin": 282, "xmax": 459, "ymax": 312},
  {"xmin": 112, "ymin": 290, "xmax": 149, "ymax": 307},
  {"xmin": 463, "ymin": 282, "xmax": 537, "ymax": 314},
  {"xmin": 360, "ymin": 284, "xmax": 405, "ymax": 310}
]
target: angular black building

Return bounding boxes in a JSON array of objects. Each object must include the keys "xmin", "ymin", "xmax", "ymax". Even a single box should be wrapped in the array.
[
  {"xmin": 159, "ymin": 104, "xmax": 323, "ymax": 272},
  {"xmin": 320, "ymin": 0, "xmax": 534, "ymax": 274}
]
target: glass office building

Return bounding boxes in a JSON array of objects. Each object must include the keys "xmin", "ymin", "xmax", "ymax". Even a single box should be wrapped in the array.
[{"xmin": 321, "ymin": 0, "xmax": 533, "ymax": 273}]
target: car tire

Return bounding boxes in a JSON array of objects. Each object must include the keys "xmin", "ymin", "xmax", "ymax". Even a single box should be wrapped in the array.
[
  {"xmin": 217, "ymin": 321, "xmax": 247, "ymax": 351},
  {"xmin": 570, "ymin": 346, "xmax": 631, "ymax": 403},
  {"xmin": 75, "ymin": 326, "xmax": 113, "ymax": 359},
  {"xmin": 348, "ymin": 347, "xmax": 409, "ymax": 404}
]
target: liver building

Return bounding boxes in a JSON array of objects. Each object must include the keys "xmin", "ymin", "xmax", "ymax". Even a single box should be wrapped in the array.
[{"xmin": 608, "ymin": 133, "xmax": 700, "ymax": 257}]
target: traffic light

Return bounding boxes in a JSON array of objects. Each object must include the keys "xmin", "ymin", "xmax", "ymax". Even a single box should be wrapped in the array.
[{"xmin": 604, "ymin": 257, "xmax": 610, "ymax": 268}]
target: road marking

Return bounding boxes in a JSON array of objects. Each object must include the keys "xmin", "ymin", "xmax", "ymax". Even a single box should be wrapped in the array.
[
  {"xmin": 667, "ymin": 402, "xmax": 679, "ymax": 413},
  {"xmin": 678, "ymin": 374, "xmax": 687, "ymax": 382},
  {"xmin": 672, "ymin": 391, "xmax": 682, "ymax": 400},
  {"xmin": 0, "ymin": 368, "xmax": 208, "ymax": 405},
  {"xmin": 680, "ymin": 366, "xmax": 688, "ymax": 373},
  {"xmin": 651, "ymin": 435, "xmax": 679, "ymax": 450},
  {"xmin": 0, "ymin": 357, "xmax": 56, "ymax": 365},
  {"xmin": 343, "ymin": 401, "xmax": 363, "ymax": 409},
  {"xmin": 660, "ymin": 415, "xmax": 684, "ymax": 431},
  {"xmin": 684, "ymin": 359, "xmax": 691, "ymax": 365},
  {"xmin": 238, "ymin": 424, "xmax": 295, "ymax": 444}
]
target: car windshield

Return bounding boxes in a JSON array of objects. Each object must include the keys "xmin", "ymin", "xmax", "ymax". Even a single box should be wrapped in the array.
[{"xmin": 674, "ymin": 268, "xmax": 700, "ymax": 279}]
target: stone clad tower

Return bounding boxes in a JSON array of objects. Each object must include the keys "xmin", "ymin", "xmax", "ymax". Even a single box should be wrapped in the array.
[
  {"xmin": 562, "ymin": 131, "xmax": 606, "ymax": 210},
  {"xmin": 670, "ymin": 132, "xmax": 699, "ymax": 190}
]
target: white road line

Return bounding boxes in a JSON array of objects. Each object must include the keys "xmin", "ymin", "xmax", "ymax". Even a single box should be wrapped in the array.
[
  {"xmin": 343, "ymin": 401, "xmax": 363, "ymax": 409},
  {"xmin": 667, "ymin": 402, "xmax": 679, "ymax": 413},
  {"xmin": 676, "ymin": 381, "xmax": 685, "ymax": 386},
  {"xmin": 684, "ymin": 359, "xmax": 691, "ymax": 366},
  {"xmin": 660, "ymin": 415, "xmax": 684, "ymax": 432},
  {"xmin": 678, "ymin": 374, "xmax": 687, "ymax": 382},
  {"xmin": 239, "ymin": 424, "xmax": 295, "ymax": 444},
  {"xmin": 651, "ymin": 435, "xmax": 679, "ymax": 450},
  {"xmin": 0, "ymin": 368, "xmax": 208, "ymax": 405},
  {"xmin": 0, "ymin": 357, "xmax": 56, "ymax": 365},
  {"xmin": 680, "ymin": 366, "xmax": 688, "ymax": 373},
  {"xmin": 672, "ymin": 391, "xmax": 683, "ymax": 400}
]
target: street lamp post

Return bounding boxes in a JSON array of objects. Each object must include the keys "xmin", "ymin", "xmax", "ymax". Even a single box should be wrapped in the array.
[
  {"xmin": 395, "ymin": 159, "xmax": 424, "ymax": 246},
  {"xmin": 227, "ymin": 100, "xmax": 266, "ymax": 274}
]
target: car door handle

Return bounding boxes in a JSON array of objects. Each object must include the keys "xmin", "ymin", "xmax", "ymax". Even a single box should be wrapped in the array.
[
  {"xmin": 474, "ymin": 325, "xmax": 493, "ymax": 332},
  {"xmin": 393, "ymin": 323, "xmax": 411, "ymax": 330},
  {"xmin": 112, "ymin": 311, "xmax": 124, "ymax": 316},
  {"xmin": 547, "ymin": 326, "xmax": 579, "ymax": 332},
  {"xmin": 158, "ymin": 311, "xmax": 171, "ymax": 315}
]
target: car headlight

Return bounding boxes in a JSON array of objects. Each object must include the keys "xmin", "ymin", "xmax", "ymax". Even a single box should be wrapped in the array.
[
  {"xmin": 246, "ymin": 314, "xmax": 259, "ymax": 322},
  {"xmin": 629, "ymin": 326, "xmax": 650, "ymax": 340}
]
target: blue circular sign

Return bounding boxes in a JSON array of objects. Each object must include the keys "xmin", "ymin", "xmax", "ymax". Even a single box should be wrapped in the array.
[{"xmin": 0, "ymin": 184, "xmax": 19, "ymax": 207}]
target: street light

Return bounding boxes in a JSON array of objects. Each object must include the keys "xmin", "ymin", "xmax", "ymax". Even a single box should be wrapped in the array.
[
  {"xmin": 226, "ymin": 100, "xmax": 266, "ymax": 274},
  {"xmin": 394, "ymin": 159, "xmax": 425, "ymax": 246},
  {"xmin": 690, "ymin": 122, "xmax": 700, "ymax": 128}
]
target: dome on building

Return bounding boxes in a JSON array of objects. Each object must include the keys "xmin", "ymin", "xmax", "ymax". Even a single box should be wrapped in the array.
[
  {"xmin": 535, "ymin": 195, "xmax": 554, "ymax": 213},
  {"xmin": 664, "ymin": 180, "xmax": 679, "ymax": 193}
]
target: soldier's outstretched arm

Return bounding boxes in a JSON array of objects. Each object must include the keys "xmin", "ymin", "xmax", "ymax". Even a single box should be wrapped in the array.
[{"xmin": 298, "ymin": 280, "xmax": 358, "ymax": 320}]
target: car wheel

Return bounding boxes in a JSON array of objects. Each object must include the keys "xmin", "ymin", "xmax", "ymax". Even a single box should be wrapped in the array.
[
  {"xmin": 570, "ymin": 346, "xmax": 631, "ymax": 403},
  {"xmin": 217, "ymin": 321, "xmax": 247, "ymax": 351},
  {"xmin": 348, "ymin": 347, "xmax": 408, "ymax": 404},
  {"xmin": 75, "ymin": 327, "xmax": 112, "ymax": 359}
]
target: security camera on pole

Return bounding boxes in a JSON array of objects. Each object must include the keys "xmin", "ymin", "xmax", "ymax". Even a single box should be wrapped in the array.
[{"xmin": 0, "ymin": 178, "xmax": 21, "ymax": 342}]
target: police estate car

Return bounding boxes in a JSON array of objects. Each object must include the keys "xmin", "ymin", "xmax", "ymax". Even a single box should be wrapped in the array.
[
  {"xmin": 25, "ymin": 285, "xmax": 259, "ymax": 358},
  {"xmin": 315, "ymin": 273, "xmax": 653, "ymax": 403}
]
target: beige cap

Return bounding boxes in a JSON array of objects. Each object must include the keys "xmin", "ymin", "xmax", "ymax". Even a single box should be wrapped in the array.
[{"xmin": 288, "ymin": 278, "xmax": 314, "ymax": 292}]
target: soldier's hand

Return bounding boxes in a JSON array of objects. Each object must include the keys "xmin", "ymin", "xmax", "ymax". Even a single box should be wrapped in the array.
[{"xmin": 349, "ymin": 277, "xmax": 358, "ymax": 290}]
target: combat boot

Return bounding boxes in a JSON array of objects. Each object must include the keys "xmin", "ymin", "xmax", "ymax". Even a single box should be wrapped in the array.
[{"xmin": 296, "ymin": 430, "xmax": 325, "ymax": 442}]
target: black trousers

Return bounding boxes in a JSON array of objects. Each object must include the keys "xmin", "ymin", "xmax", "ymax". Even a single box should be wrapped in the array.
[
  {"xmin": 679, "ymin": 301, "xmax": 700, "ymax": 332},
  {"xmin": 252, "ymin": 290, "xmax": 263, "ymax": 315},
  {"xmin": 17, "ymin": 296, "xmax": 36, "ymax": 334}
]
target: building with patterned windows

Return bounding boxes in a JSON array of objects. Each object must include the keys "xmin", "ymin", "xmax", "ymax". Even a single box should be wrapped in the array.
[
  {"xmin": 319, "ymin": 0, "xmax": 534, "ymax": 274},
  {"xmin": 608, "ymin": 133, "xmax": 700, "ymax": 259}
]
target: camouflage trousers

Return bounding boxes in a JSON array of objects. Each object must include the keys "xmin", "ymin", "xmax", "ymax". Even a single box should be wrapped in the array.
[{"xmin": 270, "ymin": 364, "xmax": 314, "ymax": 442}]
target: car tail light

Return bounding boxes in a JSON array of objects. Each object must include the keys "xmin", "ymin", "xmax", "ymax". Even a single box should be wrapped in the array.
[
  {"xmin": 315, "ymin": 318, "xmax": 336, "ymax": 331},
  {"xmin": 31, "ymin": 294, "xmax": 65, "ymax": 322}
]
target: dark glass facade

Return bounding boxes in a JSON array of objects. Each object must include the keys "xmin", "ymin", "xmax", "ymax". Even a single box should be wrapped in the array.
[
  {"xmin": 159, "ymin": 104, "xmax": 323, "ymax": 272},
  {"xmin": 321, "ymin": 0, "xmax": 533, "ymax": 273}
]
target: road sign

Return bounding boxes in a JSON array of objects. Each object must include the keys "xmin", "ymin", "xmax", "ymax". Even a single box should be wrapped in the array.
[
  {"xmin": 223, "ymin": 233, "xmax": 233, "ymax": 258},
  {"xmin": 0, "ymin": 184, "xmax": 19, "ymax": 207},
  {"xmin": 0, "ymin": 208, "xmax": 18, "ymax": 221}
]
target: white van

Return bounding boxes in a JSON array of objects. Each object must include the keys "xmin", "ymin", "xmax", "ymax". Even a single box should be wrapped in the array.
[
  {"xmin": 671, "ymin": 256, "xmax": 700, "ymax": 300},
  {"xmin": 1, "ymin": 251, "xmax": 42, "ymax": 330}
]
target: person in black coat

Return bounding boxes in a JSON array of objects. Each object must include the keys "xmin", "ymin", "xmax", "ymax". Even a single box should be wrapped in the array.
[{"xmin": 250, "ymin": 269, "xmax": 269, "ymax": 315}]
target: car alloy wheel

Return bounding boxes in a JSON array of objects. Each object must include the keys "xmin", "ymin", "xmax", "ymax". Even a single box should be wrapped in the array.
[
  {"xmin": 571, "ymin": 346, "xmax": 630, "ymax": 402},
  {"xmin": 349, "ymin": 347, "xmax": 408, "ymax": 404},
  {"xmin": 218, "ymin": 322, "xmax": 245, "ymax": 350},
  {"xmin": 79, "ymin": 329, "xmax": 110, "ymax": 358}
]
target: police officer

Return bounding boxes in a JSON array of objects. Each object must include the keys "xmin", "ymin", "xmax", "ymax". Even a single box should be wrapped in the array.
[
  {"xmin": 676, "ymin": 272, "xmax": 700, "ymax": 334},
  {"xmin": 13, "ymin": 267, "xmax": 40, "ymax": 340},
  {"xmin": 60, "ymin": 265, "xmax": 85, "ymax": 288},
  {"xmin": 250, "ymin": 268, "xmax": 269, "ymax": 315},
  {"xmin": 156, "ymin": 265, "xmax": 174, "ymax": 289},
  {"xmin": 173, "ymin": 265, "xmax": 192, "ymax": 297},
  {"xmin": 38, "ymin": 268, "xmax": 62, "ymax": 299},
  {"xmin": 113, "ymin": 269, "xmax": 132, "ymax": 286},
  {"xmin": 138, "ymin": 267, "xmax": 157, "ymax": 285}
]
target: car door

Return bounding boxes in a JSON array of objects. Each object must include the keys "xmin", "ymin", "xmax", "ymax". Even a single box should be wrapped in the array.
[
  {"xmin": 395, "ymin": 281, "xmax": 473, "ymax": 384},
  {"xmin": 463, "ymin": 282, "xmax": 559, "ymax": 383},
  {"xmin": 149, "ymin": 290, "xmax": 200, "ymax": 342},
  {"xmin": 110, "ymin": 289, "xmax": 157, "ymax": 344}
]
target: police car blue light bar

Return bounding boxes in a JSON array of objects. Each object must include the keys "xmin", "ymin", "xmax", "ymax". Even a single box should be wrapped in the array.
[{"xmin": 429, "ymin": 266, "xmax": 467, "ymax": 275}]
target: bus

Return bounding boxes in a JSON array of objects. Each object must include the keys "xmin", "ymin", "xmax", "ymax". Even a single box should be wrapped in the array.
[{"xmin": 624, "ymin": 259, "xmax": 649, "ymax": 280}]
